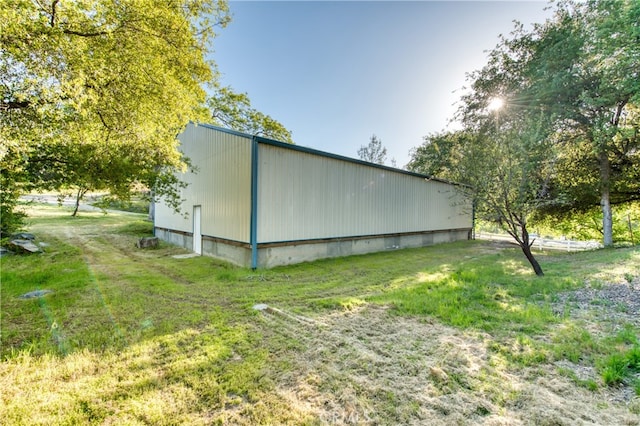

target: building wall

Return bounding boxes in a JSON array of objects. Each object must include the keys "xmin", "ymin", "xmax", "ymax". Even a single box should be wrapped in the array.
[
  {"xmin": 257, "ymin": 143, "xmax": 471, "ymax": 243},
  {"xmin": 155, "ymin": 124, "xmax": 473, "ymax": 268},
  {"xmin": 154, "ymin": 123, "xmax": 253, "ymax": 244}
]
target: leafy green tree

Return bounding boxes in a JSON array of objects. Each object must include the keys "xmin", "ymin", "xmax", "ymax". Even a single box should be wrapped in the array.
[
  {"xmin": 532, "ymin": 202, "xmax": 640, "ymax": 244},
  {"xmin": 25, "ymin": 136, "xmax": 190, "ymax": 217},
  {"xmin": 207, "ymin": 85, "xmax": 293, "ymax": 142},
  {"xmin": 0, "ymin": 133, "xmax": 28, "ymax": 238},
  {"xmin": 528, "ymin": 0, "xmax": 640, "ymax": 246},
  {"xmin": 407, "ymin": 131, "xmax": 471, "ymax": 180},
  {"xmin": 540, "ymin": 104, "xmax": 640, "ymax": 219},
  {"xmin": 0, "ymin": 0, "xmax": 230, "ymax": 223},
  {"xmin": 1, "ymin": 1, "xmax": 292, "ymax": 225},
  {"xmin": 357, "ymin": 135, "xmax": 388, "ymax": 165},
  {"xmin": 409, "ymin": 118, "xmax": 551, "ymax": 276},
  {"xmin": 458, "ymin": 0, "xmax": 640, "ymax": 247}
]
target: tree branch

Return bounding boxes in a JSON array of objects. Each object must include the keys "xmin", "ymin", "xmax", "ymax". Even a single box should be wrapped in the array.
[
  {"xmin": 611, "ymin": 99, "xmax": 628, "ymax": 127},
  {"xmin": 50, "ymin": 0, "xmax": 60, "ymax": 27},
  {"xmin": 62, "ymin": 28, "xmax": 110, "ymax": 37},
  {"xmin": 0, "ymin": 101, "xmax": 31, "ymax": 110}
]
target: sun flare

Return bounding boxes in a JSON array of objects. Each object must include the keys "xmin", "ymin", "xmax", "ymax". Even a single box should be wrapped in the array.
[{"xmin": 487, "ymin": 97, "xmax": 505, "ymax": 111}]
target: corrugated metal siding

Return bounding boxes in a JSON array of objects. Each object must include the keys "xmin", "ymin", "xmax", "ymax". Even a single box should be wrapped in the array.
[
  {"xmin": 257, "ymin": 144, "xmax": 471, "ymax": 243},
  {"xmin": 155, "ymin": 200, "xmax": 191, "ymax": 235},
  {"xmin": 155, "ymin": 124, "xmax": 252, "ymax": 243}
]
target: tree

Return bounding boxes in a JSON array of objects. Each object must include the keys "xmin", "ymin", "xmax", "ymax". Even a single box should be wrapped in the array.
[
  {"xmin": 25, "ymin": 135, "xmax": 191, "ymax": 217},
  {"xmin": 357, "ymin": 135, "xmax": 388, "ymax": 165},
  {"xmin": 409, "ymin": 117, "xmax": 552, "ymax": 276},
  {"xmin": 410, "ymin": 0, "xmax": 640, "ymax": 272},
  {"xmin": 407, "ymin": 131, "xmax": 468, "ymax": 179},
  {"xmin": 458, "ymin": 0, "xmax": 640, "ymax": 247},
  {"xmin": 1, "ymin": 1, "xmax": 292, "ymax": 225},
  {"xmin": 0, "ymin": 0, "xmax": 230, "ymax": 223},
  {"xmin": 528, "ymin": 0, "xmax": 640, "ymax": 246},
  {"xmin": 537, "ymin": 104, "xmax": 640, "ymax": 219},
  {"xmin": 207, "ymin": 85, "xmax": 293, "ymax": 143},
  {"xmin": 0, "ymin": 131, "xmax": 28, "ymax": 237}
]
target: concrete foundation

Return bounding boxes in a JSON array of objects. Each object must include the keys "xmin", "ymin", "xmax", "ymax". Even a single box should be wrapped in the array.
[
  {"xmin": 202, "ymin": 236, "xmax": 252, "ymax": 267},
  {"xmin": 258, "ymin": 229, "xmax": 470, "ymax": 268},
  {"xmin": 155, "ymin": 227, "xmax": 193, "ymax": 251},
  {"xmin": 155, "ymin": 227, "xmax": 471, "ymax": 269}
]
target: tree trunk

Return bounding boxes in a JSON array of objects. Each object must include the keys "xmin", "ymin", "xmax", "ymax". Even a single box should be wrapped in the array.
[
  {"xmin": 72, "ymin": 188, "xmax": 86, "ymax": 217},
  {"xmin": 599, "ymin": 149, "xmax": 613, "ymax": 247},
  {"xmin": 72, "ymin": 195, "xmax": 80, "ymax": 217},
  {"xmin": 505, "ymin": 220, "xmax": 544, "ymax": 276},
  {"xmin": 601, "ymin": 190, "xmax": 613, "ymax": 246},
  {"xmin": 519, "ymin": 242, "xmax": 544, "ymax": 276}
]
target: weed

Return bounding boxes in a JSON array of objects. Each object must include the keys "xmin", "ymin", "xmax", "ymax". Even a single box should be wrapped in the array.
[
  {"xmin": 627, "ymin": 346, "xmax": 640, "ymax": 370},
  {"xmin": 596, "ymin": 333, "xmax": 640, "ymax": 388},
  {"xmin": 612, "ymin": 324, "xmax": 639, "ymax": 346},
  {"xmin": 600, "ymin": 354, "xmax": 628, "ymax": 386},
  {"xmin": 216, "ymin": 270, "xmax": 238, "ymax": 282},
  {"xmin": 338, "ymin": 297, "xmax": 367, "ymax": 311},
  {"xmin": 585, "ymin": 379, "xmax": 599, "ymax": 391},
  {"xmin": 590, "ymin": 281, "xmax": 604, "ymax": 290},
  {"xmin": 614, "ymin": 303, "xmax": 629, "ymax": 313},
  {"xmin": 552, "ymin": 324, "xmax": 601, "ymax": 363}
]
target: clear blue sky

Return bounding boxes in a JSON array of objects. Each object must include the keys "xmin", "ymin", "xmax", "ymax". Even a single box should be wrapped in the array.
[{"xmin": 211, "ymin": 1, "xmax": 552, "ymax": 167}]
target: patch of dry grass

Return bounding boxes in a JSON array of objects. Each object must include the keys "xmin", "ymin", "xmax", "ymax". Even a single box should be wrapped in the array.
[
  {"xmin": 259, "ymin": 304, "xmax": 639, "ymax": 425},
  {"xmin": 0, "ymin": 328, "xmax": 316, "ymax": 425}
]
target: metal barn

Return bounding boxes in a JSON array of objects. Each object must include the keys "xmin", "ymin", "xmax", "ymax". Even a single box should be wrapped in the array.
[{"xmin": 154, "ymin": 123, "xmax": 473, "ymax": 268}]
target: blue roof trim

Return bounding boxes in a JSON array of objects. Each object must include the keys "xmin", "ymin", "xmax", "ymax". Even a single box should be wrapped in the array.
[{"xmin": 190, "ymin": 122, "xmax": 462, "ymax": 187}]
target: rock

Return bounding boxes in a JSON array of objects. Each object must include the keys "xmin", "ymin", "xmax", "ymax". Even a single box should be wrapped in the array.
[
  {"xmin": 0, "ymin": 247, "xmax": 10, "ymax": 257},
  {"xmin": 8, "ymin": 239, "xmax": 42, "ymax": 254},
  {"xmin": 137, "ymin": 237, "xmax": 159, "ymax": 249},
  {"xmin": 19, "ymin": 289, "xmax": 53, "ymax": 299},
  {"xmin": 12, "ymin": 232, "xmax": 35, "ymax": 240}
]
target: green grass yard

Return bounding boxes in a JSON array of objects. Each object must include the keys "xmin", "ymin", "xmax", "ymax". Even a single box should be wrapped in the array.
[{"xmin": 1, "ymin": 204, "xmax": 639, "ymax": 424}]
